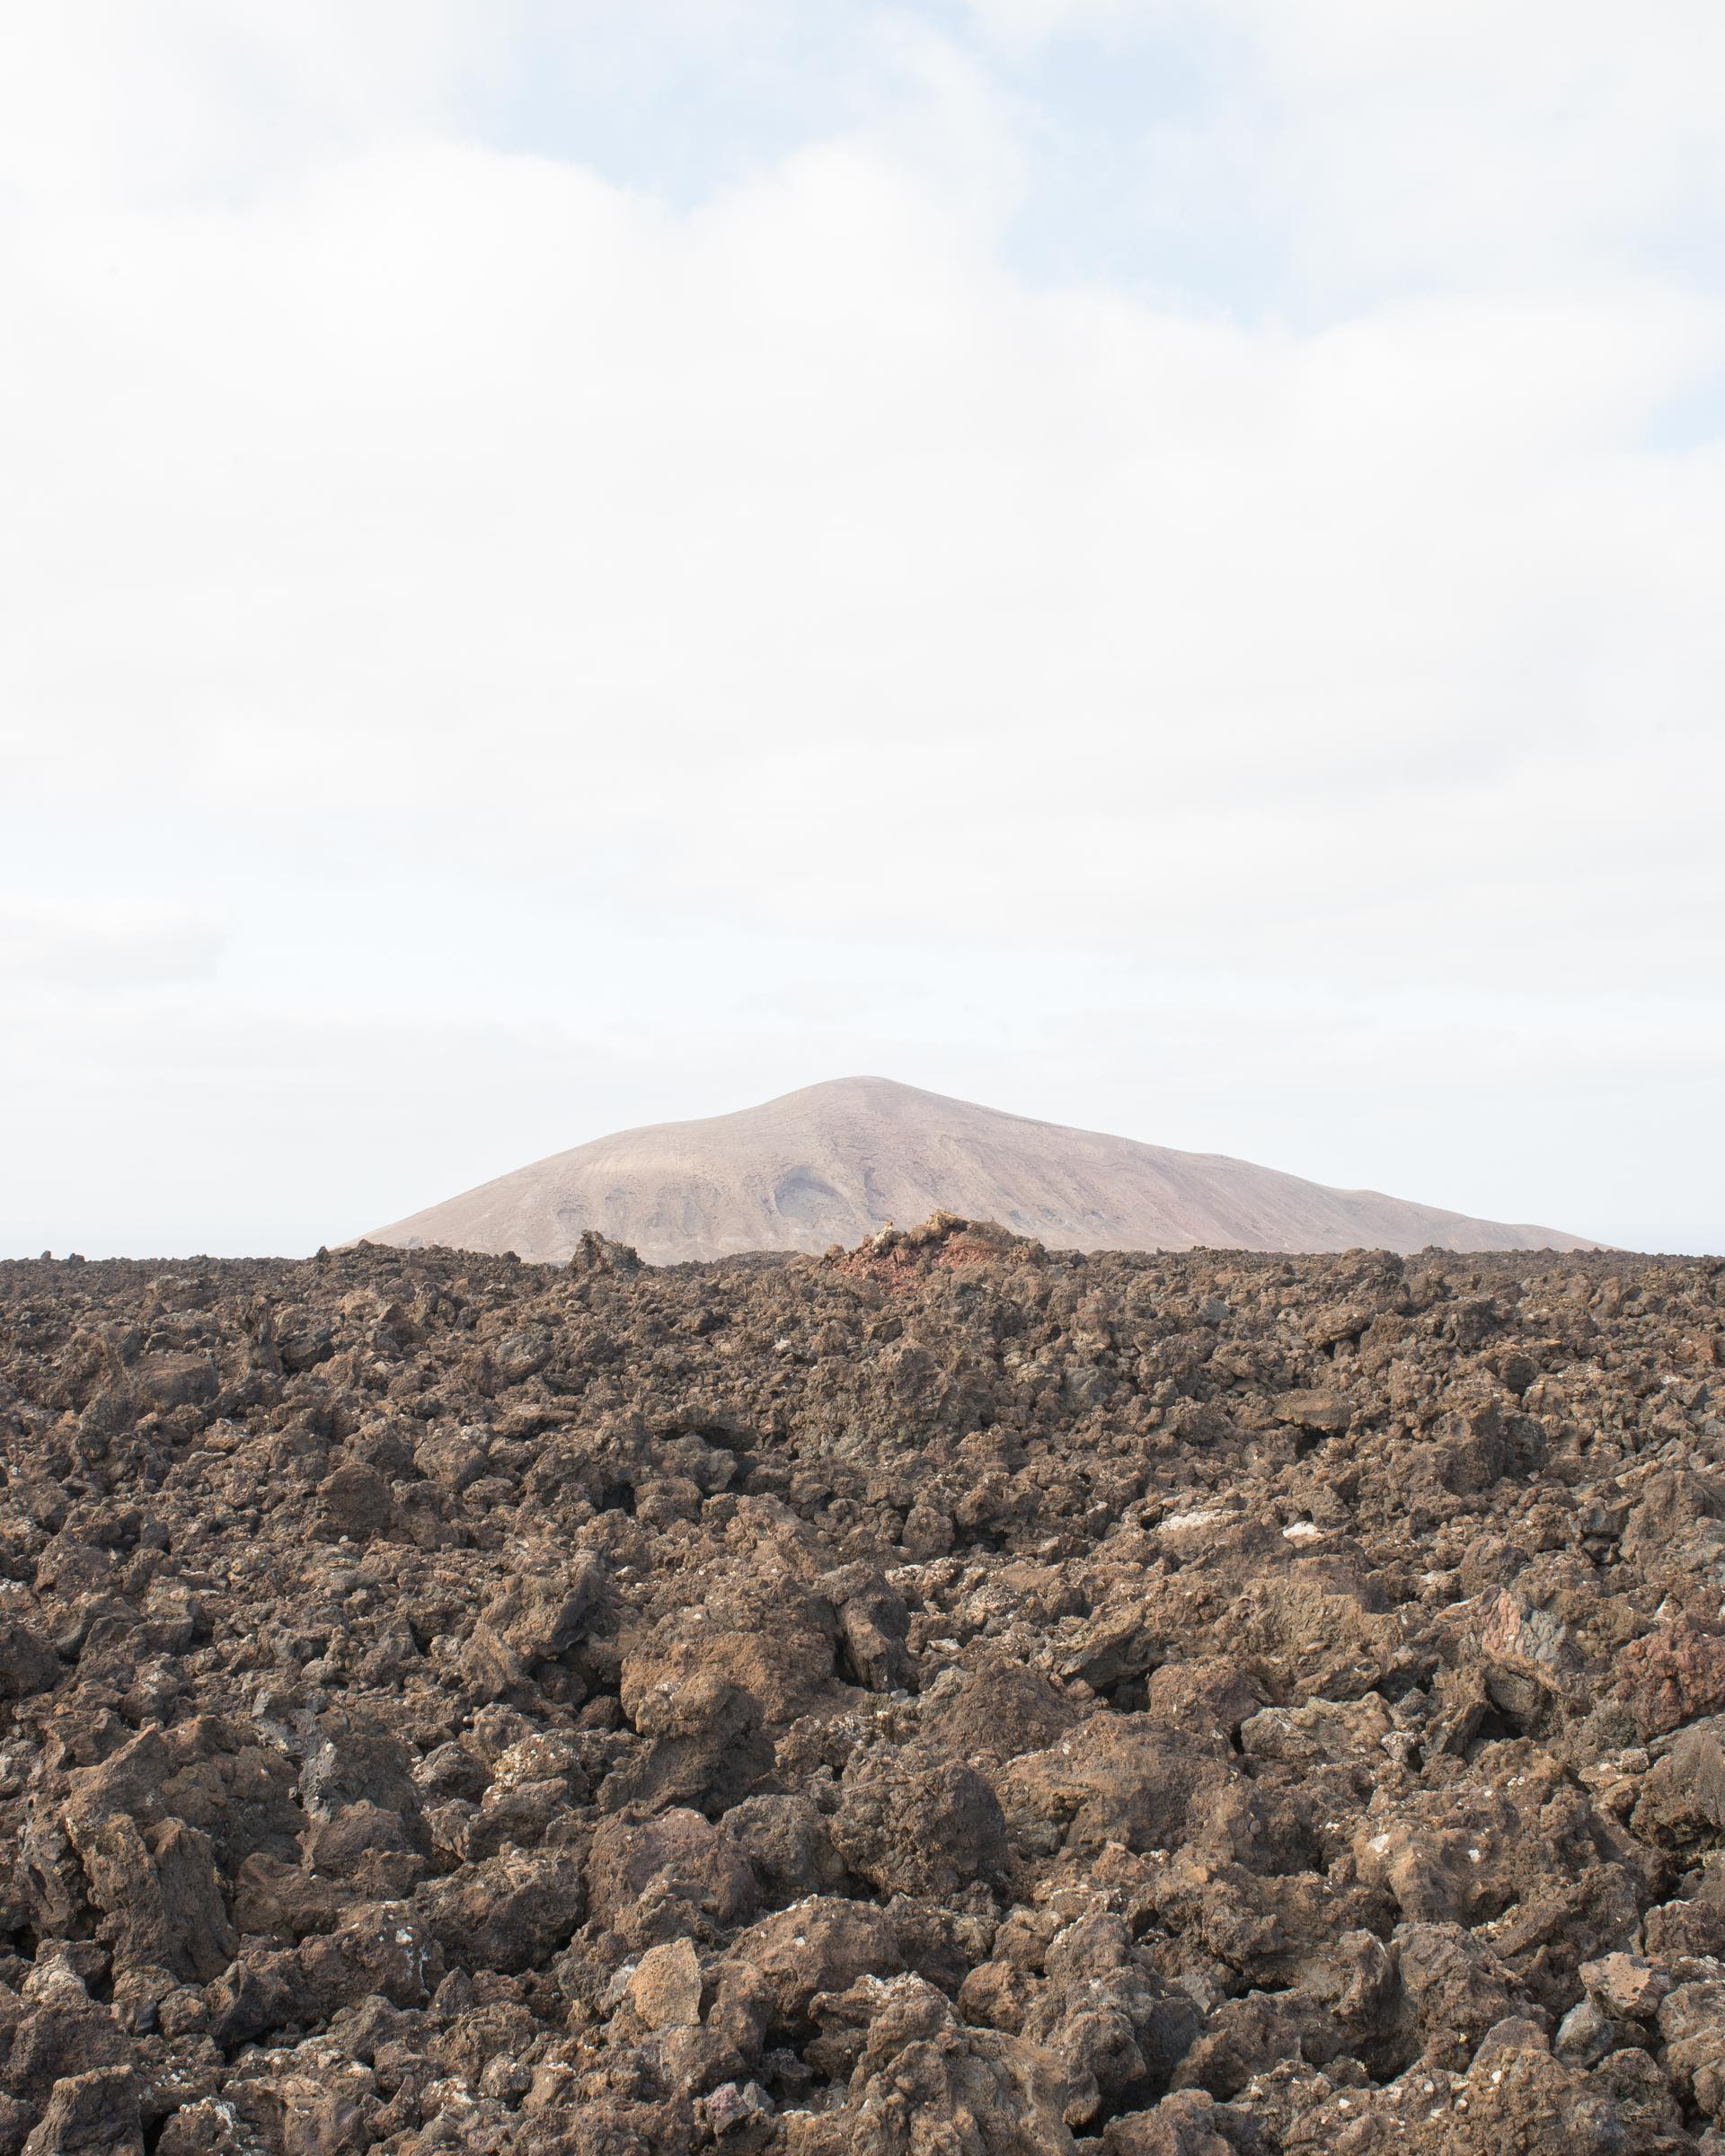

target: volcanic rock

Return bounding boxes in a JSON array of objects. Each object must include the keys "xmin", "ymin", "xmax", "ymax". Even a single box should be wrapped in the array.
[{"xmin": 0, "ymin": 1223, "xmax": 1719, "ymax": 2152}]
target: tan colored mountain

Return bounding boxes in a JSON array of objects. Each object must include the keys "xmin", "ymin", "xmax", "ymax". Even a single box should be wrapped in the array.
[{"xmin": 362, "ymin": 1075, "xmax": 1589, "ymax": 1264}]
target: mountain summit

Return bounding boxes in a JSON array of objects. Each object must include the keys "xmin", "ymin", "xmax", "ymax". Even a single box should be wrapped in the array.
[{"xmin": 362, "ymin": 1075, "xmax": 1588, "ymax": 1263}]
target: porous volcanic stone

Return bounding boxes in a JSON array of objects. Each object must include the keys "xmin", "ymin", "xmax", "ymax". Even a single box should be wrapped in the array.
[{"xmin": 0, "ymin": 1219, "xmax": 1721, "ymax": 2152}]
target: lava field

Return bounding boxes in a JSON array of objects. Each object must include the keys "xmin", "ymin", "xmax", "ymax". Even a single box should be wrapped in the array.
[{"xmin": 1, "ymin": 1215, "xmax": 1722, "ymax": 2154}]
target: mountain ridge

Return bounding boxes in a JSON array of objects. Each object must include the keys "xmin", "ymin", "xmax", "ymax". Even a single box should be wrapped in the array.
[{"xmin": 361, "ymin": 1075, "xmax": 1590, "ymax": 1263}]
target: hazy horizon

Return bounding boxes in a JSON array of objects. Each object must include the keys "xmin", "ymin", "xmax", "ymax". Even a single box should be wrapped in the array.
[{"xmin": 3, "ymin": 3, "xmax": 1721, "ymax": 1259}]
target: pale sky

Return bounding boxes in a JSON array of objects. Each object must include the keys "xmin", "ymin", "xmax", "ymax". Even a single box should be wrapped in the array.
[{"xmin": 3, "ymin": 0, "xmax": 1722, "ymax": 1258}]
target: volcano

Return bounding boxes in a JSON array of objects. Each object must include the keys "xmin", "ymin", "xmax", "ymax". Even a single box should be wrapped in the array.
[{"xmin": 361, "ymin": 1076, "xmax": 1589, "ymax": 1264}]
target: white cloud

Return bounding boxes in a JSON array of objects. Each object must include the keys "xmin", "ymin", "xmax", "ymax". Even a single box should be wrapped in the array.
[
  {"xmin": 954, "ymin": 0, "xmax": 1142, "ymax": 49},
  {"xmin": 9, "ymin": 154, "xmax": 1714, "ymax": 969},
  {"xmin": 955, "ymin": 1, "xmax": 1725, "ymax": 316},
  {"xmin": 0, "ymin": 990, "xmax": 615, "ymax": 1256},
  {"xmin": 0, "ymin": 0, "xmax": 1719, "ymax": 1251},
  {"xmin": 0, "ymin": 897, "xmax": 224, "ymax": 985},
  {"xmin": 0, "ymin": 0, "xmax": 483, "ymax": 207},
  {"xmin": 1242, "ymin": 0, "xmax": 1725, "ymax": 275}
]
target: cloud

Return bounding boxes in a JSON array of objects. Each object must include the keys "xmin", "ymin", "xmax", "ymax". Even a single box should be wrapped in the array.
[
  {"xmin": 0, "ymin": 985, "xmax": 641, "ymax": 1254},
  {"xmin": 6, "ymin": 138, "xmax": 1716, "ymax": 982},
  {"xmin": 953, "ymin": 0, "xmax": 1143, "ymax": 50},
  {"xmin": 0, "ymin": 1, "xmax": 1719, "ymax": 1251},
  {"xmin": 0, "ymin": 897, "xmax": 224, "ymax": 986},
  {"xmin": 1239, "ymin": 0, "xmax": 1725, "ymax": 279},
  {"xmin": 0, "ymin": 0, "xmax": 483, "ymax": 208}
]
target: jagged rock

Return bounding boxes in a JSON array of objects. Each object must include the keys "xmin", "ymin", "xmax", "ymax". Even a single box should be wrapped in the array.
[
  {"xmin": 20, "ymin": 2066, "xmax": 141, "ymax": 2156},
  {"xmin": 831, "ymin": 1757, "xmax": 1007, "ymax": 1898},
  {"xmin": 726, "ymin": 1899, "xmax": 904, "ymax": 2037},
  {"xmin": 1659, "ymin": 1979, "xmax": 1725, "ymax": 2124},
  {"xmin": 1615, "ymin": 1616, "xmax": 1725, "ymax": 1738},
  {"xmin": 782, "ymin": 1973, "xmax": 1075, "ymax": 2154},
  {"xmin": 0, "ymin": 1231, "xmax": 1721, "ymax": 2149},
  {"xmin": 0, "ymin": 1616, "xmax": 62, "ymax": 1701},
  {"xmin": 1632, "ymin": 1719, "xmax": 1725, "ymax": 1851},
  {"xmin": 626, "ymin": 1937, "xmax": 704, "ymax": 2029},
  {"xmin": 719, "ymin": 1793, "xmax": 845, "ymax": 1901},
  {"xmin": 63, "ymin": 1811, "xmax": 234, "ymax": 1982},
  {"xmin": 998, "ymin": 1714, "xmax": 1231, "ymax": 1857}
]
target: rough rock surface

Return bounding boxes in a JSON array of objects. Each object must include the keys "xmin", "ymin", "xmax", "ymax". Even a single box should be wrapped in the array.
[{"xmin": 0, "ymin": 1214, "xmax": 1721, "ymax": 2154}]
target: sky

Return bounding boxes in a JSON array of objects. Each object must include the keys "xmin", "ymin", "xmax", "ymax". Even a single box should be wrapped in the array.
[{"xmin": 2, "ymin": 0, "xmax": 1722, "ymax": 1259}]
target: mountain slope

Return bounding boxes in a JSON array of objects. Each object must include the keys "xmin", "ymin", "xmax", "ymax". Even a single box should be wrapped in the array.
[{"xmin": 361, "ymin": 1076, "xmax": 1590, "ymax": 1263}]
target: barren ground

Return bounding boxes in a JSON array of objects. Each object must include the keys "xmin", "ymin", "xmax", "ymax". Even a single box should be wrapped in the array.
[{"xmin": 0, "ymin": 1218, "xmax": 1721, "ymax": 2154}]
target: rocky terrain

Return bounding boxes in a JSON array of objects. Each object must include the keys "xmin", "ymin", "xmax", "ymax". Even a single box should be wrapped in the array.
[
  {"xmin": 1, "ymin": 1215, "xmax": 1721, "ymax": 2154},
  {"xmin": 365, "ymin": 1077, "xmax": 1590, "ymax": 1264}
]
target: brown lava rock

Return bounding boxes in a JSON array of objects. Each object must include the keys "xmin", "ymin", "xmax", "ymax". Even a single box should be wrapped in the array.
[{"xmin": 0, "ymin": 1223, "xmax": 1721, "ymax": 2152}]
